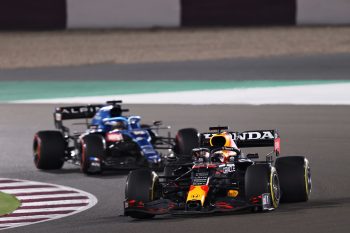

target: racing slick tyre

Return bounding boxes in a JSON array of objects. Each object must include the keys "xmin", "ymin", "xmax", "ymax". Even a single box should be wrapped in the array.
[
  {"xmin": 245, "ymin": 164, "xmax": 280, "ymax": 211},
  {"xmin": 275, "ymin": 156, "xmax": 311, "ymax": 203},
  {"xmin": 125, "ymin": 169, "xmax": 159, "ymax": 219},
  {"xmin": 165, "ymin": 128, "xmax": 198, "ymax": 177},
  {"xmin": 80, "ymin": 134, "xmax": 105, "ymax": 175},
  {"xmin": 33, "ymin": 131, "xmax": 65, "ymax": 170},
  {"xmin": 174, "ymin": 128, "xmax": 199, "ymax": 159}
]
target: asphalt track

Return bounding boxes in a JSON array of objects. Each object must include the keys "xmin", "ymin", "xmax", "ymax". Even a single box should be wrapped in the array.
[
  {"xmin": 0, "ymin": 53, "xmax": 350, "ymax": 81},
  {"xmin": 0, "ymin": 104, "xmax": 350, "ymax": 233},
  {"xmin": 1, "ymin": 54, "xmax": 350, "ymax": 233}
]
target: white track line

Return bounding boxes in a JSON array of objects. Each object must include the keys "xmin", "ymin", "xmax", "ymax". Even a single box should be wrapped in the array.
[
  {"xmin": 15, "ymin": 82, "xmax": 350, "ymax": 105},
  {"xmin": 17, "ymin": 193, "xmax": 87, "ymax": 200},
  {"xmin": 20, "ymin": 199, "xmax": 90, "ymax": 207},
  {"xmin": 0, "ymin": 214, "xmax": 65, "ymax": 221},
  {"xmin": 14, "ymin": 207, "xmax": 83, "ymax": 214},
  {"xmin": 0, "ymin": 178, "xmax": 97, "ymax": 231},
  {"xmin": 3, "ymin": 188, "xmax": 67, "ymax": 194},
  {"xmin": 0, "ymin": 181, "xmax": 53, "ymax": 188}
]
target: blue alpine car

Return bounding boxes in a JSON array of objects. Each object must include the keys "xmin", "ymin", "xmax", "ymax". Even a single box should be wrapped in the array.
[{"xmin": 33, "ymin": 101, "xmax": 195, "ymax": 175}]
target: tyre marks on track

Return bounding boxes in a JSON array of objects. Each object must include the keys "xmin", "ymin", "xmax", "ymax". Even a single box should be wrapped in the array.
[{"xmin": 0, "ymin": 178, "xmax": 97, "ymax": 230}]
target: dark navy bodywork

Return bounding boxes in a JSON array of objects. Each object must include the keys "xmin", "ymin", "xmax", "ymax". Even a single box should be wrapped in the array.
[
  {"xmin": 90, "ymin": 106, "xmax": 161, "ymax": 164},
  {"xmin": 50, "ymin": 101, "xmax": 173, "ymax": 174}
]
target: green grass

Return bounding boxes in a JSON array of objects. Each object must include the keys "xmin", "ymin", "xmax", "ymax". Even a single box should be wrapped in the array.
[{"xmin": 0, "ymin": 192, "xmax": 20, "ymax": 216}]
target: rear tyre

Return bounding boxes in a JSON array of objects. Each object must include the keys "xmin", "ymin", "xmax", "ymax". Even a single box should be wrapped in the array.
[
  {"xmin": 174, "ymin": 128, "xmax": 199, "ymax": 159},
  {"xmin": 80, "ymin": 134, "xmax": 105, "ymax": 175},
  {"xmin": 125, "ymin": 169, "xmax": 159, "ymax": 219},
  {"xmin": 245, "ymin": 164, "xmax": 280, "ymax": 210},
  {"xmin": 275, "ymin": 156, "xmax": 311, "ymax": 202},
  {"xmin": 165, "ymin": 128, "xmax": 198, "ymax": 176},
  {"xmin": 33, "ymin": 131, "xmax": 65, "ymax": 170}
]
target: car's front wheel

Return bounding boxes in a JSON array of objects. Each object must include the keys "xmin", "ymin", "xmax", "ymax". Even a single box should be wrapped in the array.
[
  {"xmin": 125, "ymin": 169, "xmax": 159, "ymax": 219},
  {"xmin": 80, "ymin": 134, "xmax": 105, "ymax": 175},
  {"xmin": 245, "ymin": 164, "xmax": 280, "ymax": 210}
]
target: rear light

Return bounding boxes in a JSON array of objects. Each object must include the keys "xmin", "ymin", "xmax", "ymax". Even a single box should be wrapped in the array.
[
  {"xmin": 128, "ymin": 200, "xmax": 136, "ymax": 206},
  {"xmin": 137, "ymin": 201, "xmax": 144, "ymax": 208}
]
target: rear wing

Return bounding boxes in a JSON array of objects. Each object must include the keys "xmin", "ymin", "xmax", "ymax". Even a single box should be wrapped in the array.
[
  {"xmin": 200, "ymin": 130, "xmax": 280, "ymax": 155},
  {"xmin": 54, "ymin": 105, "xmax": 104, "ymax": 130},
  {"xmin": 53, "ymin": 100, "xmax": 130, "ymax": 132},
  {"xmin": 54, "ymin": 105, "xmax": 104, "ymax": 121}
]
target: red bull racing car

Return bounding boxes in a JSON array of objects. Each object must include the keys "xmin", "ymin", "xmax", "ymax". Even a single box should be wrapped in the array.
[{"xmin": 124, "ymin": 126, "xmax": 312, "ymax": 218}]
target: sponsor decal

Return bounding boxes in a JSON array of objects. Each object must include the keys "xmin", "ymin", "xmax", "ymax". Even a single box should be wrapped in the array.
[
  {"xmin": 219, "ymin": 164, "xmax": 235, "ymax": 174},
  {"xmin": 106, "ymin": 132, "xmax": 123, "ymax": 142},
  {"xmin": 202, "ymin": 130, "xmax": 275, "ymax": 141},
  {"xmin": 60, "ymin": 106, "xmax": 101, "ymax": 115},
  {"xmin": 237, "ymin": 131, "xmax": 274, "ymax": 140},
  {"xmin": 262, "ymin": 193, "xmax": 271, "ymax": 210},
  {"xmin": 132, "ymin": 130, "xmax": 146, "ymax": 136}
]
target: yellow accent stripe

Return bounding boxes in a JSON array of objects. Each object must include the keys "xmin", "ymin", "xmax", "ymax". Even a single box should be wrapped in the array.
[
  {"xmin": 304, "ymin": 159, "xmax": 310, "ymax": 196},
  {"xmin": 270, "ymin": 168, "xmax": 278, "ymax": 208}
]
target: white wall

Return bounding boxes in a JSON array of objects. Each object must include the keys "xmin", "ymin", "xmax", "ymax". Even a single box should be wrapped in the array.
[
  {"xmin": 297, "ymin": 0, "xmax": 350, "ymax": 24},
  {"xmin": 67, "ymin": 0, "xmax": 180, "ymax": 28}
]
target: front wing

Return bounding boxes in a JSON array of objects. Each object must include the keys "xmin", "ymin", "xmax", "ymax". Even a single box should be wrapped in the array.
[{"xmin": 124, "ymin": 193, "xmax": 274, "ymax": 217}]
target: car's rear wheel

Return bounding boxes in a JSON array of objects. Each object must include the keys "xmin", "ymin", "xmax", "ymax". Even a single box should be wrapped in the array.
[
  {"xmin": 80, "ymin": 134, "xmax": 105, "ymax": 175},
  {"xmin": 174, "ymin": 128, "xmax": 199, "ymax": 156},
  {"xmin": 125, "ymin": 169, "xmax": 159, "ymax": 219},
  {"xmin": 275, "ymin": 156, "xmax": 311, "ymax": 202},
  {"xmin": 33, "ymin": 131, "xmax": 65, "ymax": 170},
  {"xmin": 245, "ymin": 164, "xmax": 280, "ymax": 210},
  {"xmin": 164, "ymin": 128, "xmax": 199, "ymax": 176}
]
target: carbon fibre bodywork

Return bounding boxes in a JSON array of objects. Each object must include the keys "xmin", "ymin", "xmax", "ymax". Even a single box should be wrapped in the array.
[
  {"xmin": 124, "ymin": 127, "xmax": 283, "ymax": 217},
  {"xmin": 36, "ymin": 100, "xmax": 175, "ymax": 173}
]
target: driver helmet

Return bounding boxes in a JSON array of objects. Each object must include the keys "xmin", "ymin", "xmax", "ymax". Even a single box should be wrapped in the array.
[
  {"xmin": 212, "ymin": 150, "xmax": 238, "ymax": 163},
  {"xmin": 211, "ymin": 151, "xmax": 225, "ymax": 163},
  {"xmin": 111, "ymin": 121, "xmax": 127, "ymax": 130}
]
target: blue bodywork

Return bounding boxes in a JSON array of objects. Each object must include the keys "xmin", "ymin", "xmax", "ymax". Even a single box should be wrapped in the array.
[{"xmin": 90, "ymin": 106, "xmax": 161, "ymax": 164}]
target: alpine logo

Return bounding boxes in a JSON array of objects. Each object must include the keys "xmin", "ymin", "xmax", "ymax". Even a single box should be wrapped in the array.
[{"xmin": 59, "ymin": 106, "xmax": 101, "ymax": 115}]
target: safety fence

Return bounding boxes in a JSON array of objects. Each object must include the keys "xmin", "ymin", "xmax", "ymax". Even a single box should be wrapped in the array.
[{"xmin": 0, "ymin": 0, "xmax": 349, "ymax": 29}]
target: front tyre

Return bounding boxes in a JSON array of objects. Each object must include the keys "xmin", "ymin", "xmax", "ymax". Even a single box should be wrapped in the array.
[
  {"xmin": 125, "ymin": 169, "xmax": 159, "ymax": 219},
  {"xmin": 80, "ymin": 134, "xmax": 105, "ymax": 175},
  {"xmin": 245, "ymin": 164, "xmax": 280, "ymax": 210},
  {"xmin": 275, "ymin": 156, "xmax": 311, "ymax": 202},
  {"xmin": 33, "ymin": 131, "xmax": 65, "ymax": 170}
]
